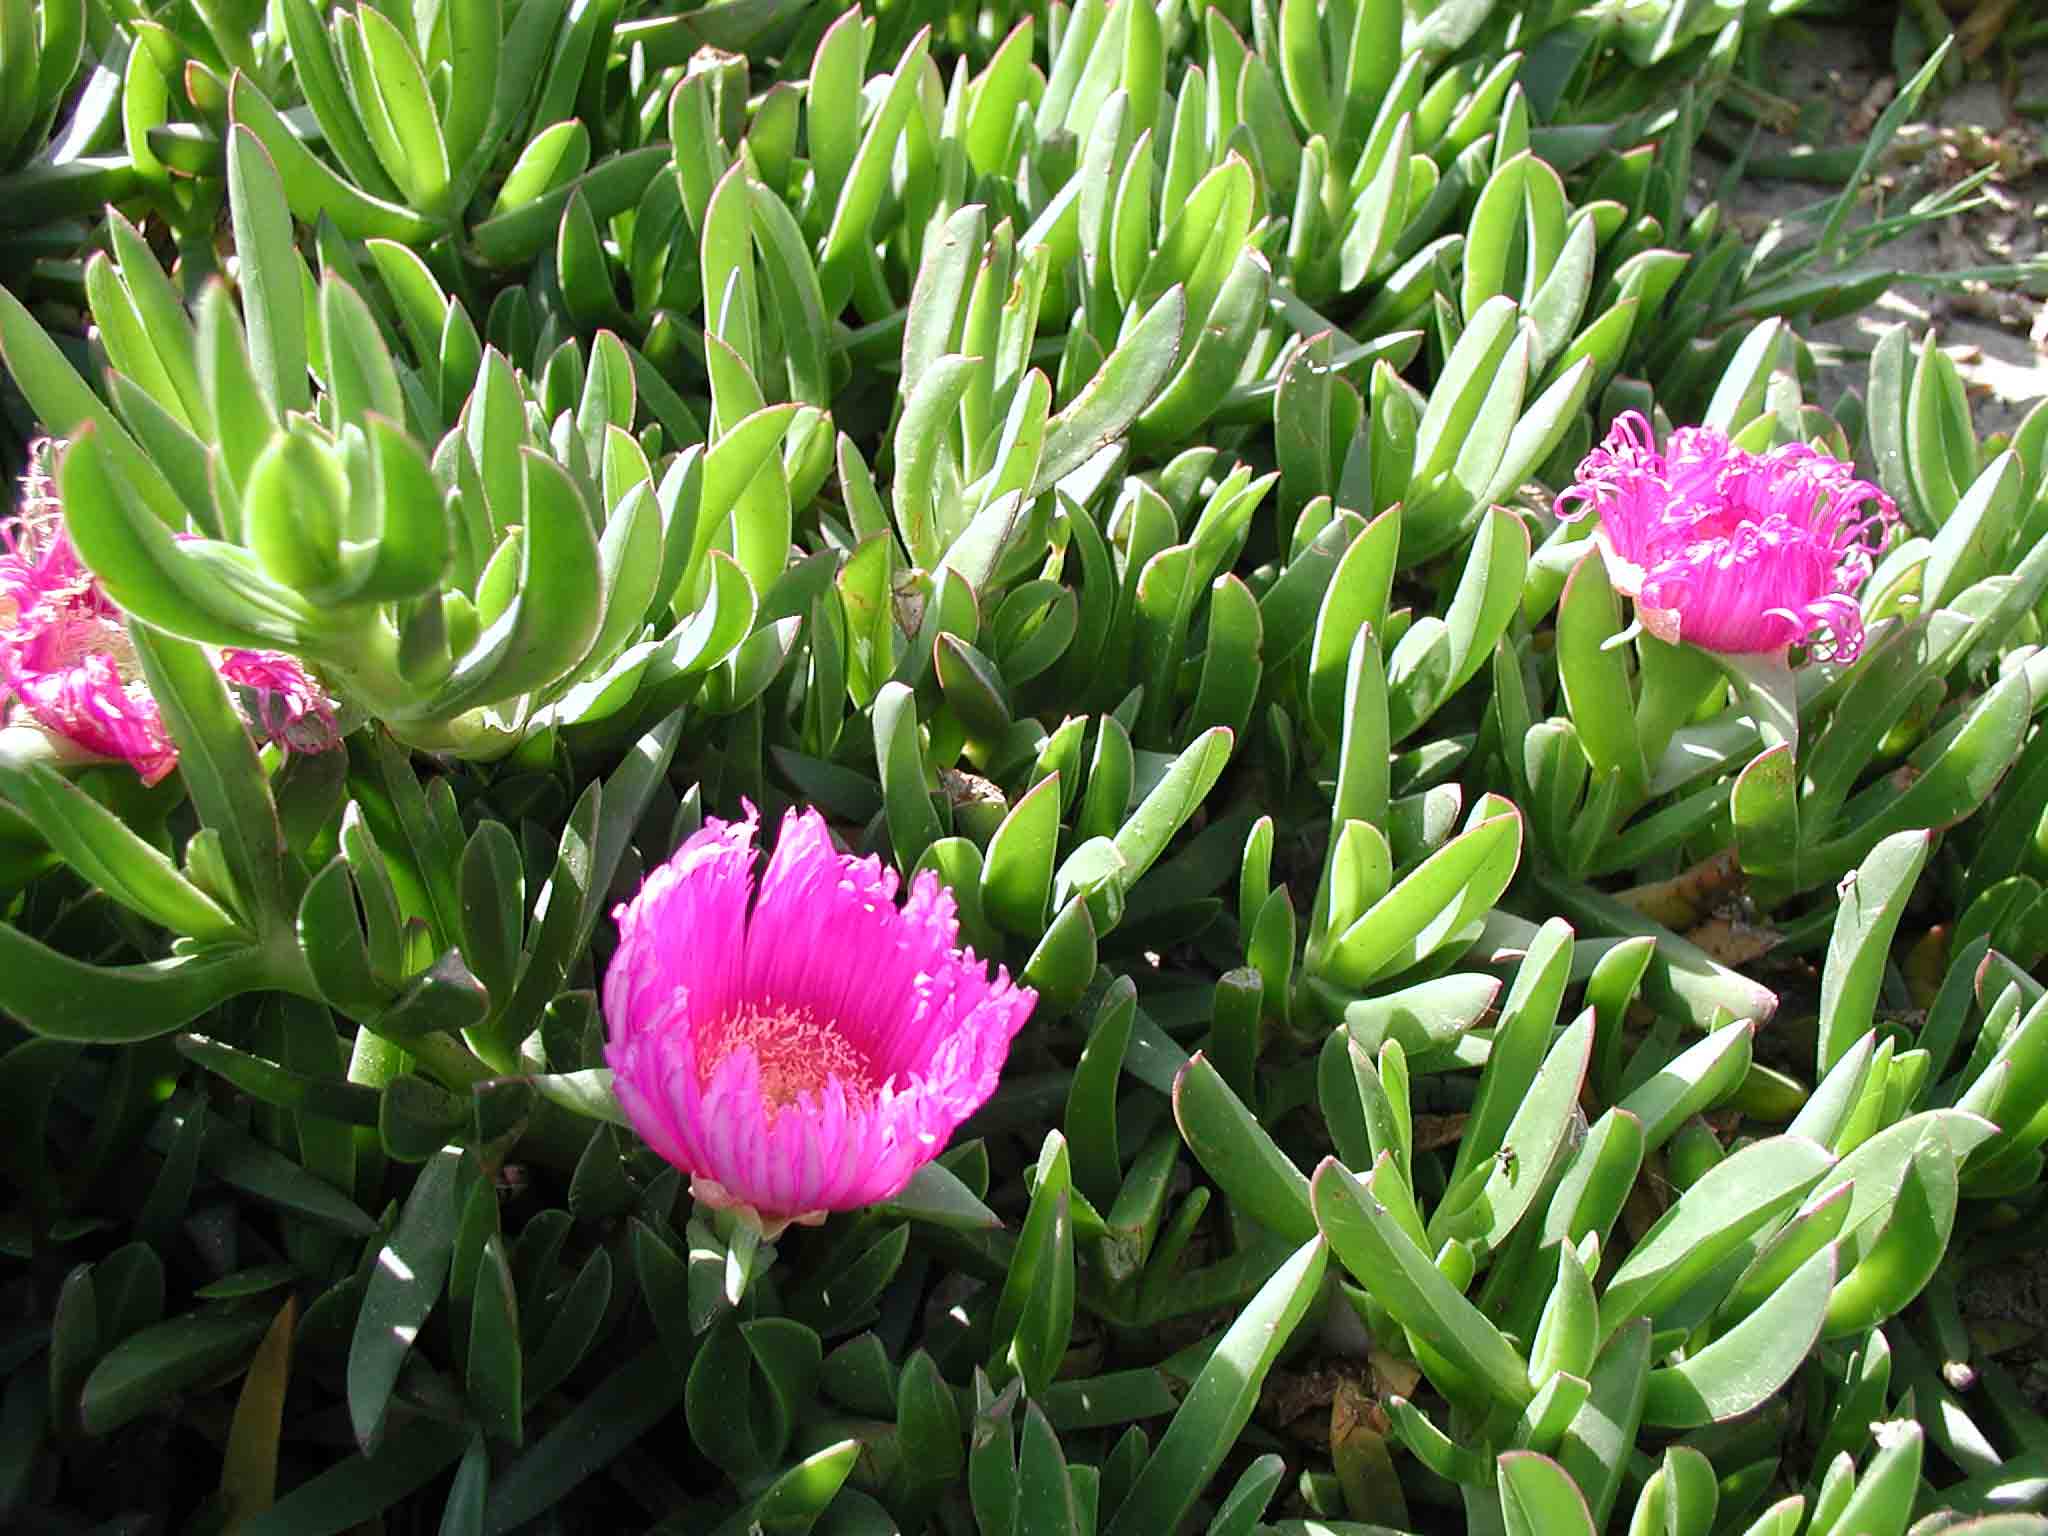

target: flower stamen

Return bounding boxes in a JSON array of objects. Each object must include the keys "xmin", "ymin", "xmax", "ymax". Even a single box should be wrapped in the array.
[{"xmin": 699, "ymin": 1002, "xmax": 879, "ymax": 1113}]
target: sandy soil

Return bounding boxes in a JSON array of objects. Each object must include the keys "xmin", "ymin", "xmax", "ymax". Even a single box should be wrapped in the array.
[{"xmin": 1699, "ymin": 18, "xmax": 2048, "ymax": 438}]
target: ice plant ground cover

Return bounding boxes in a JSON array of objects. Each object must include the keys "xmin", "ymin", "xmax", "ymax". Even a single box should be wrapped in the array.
[{"xmin": 5, "ymin": 0, "xmax": 2048, "ymax": 1532}]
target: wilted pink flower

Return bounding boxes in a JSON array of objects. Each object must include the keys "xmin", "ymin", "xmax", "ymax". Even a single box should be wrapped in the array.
[
  {"xmin": 1555, "ymin": 412, "xmax": 1895, "ymax": 661},
  {"xmin": 0, "ymin": 439, "xmax": 340, "ymax": 780},
  {"xmin": 217, "ymin": 648, "xmax": 341, "ymax": 754},
  {"xmin": 604, "ymin": 804, "xmax": 1036, "ymax": 1236}
]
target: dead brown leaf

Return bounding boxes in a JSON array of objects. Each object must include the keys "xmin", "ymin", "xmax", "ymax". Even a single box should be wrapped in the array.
[
  {"xmin": 1264, "ymin": 1363, "xmax": 1370, "ymax": 1441},
  {"xmin": 1411, "ymin": 1113, "xmax": 1468, "ymax": 1154},
  {"xmin": 1615, "ymin": 849, "xmax": 1745, "ymax": 931},
  {"xmin": 1684, "ymin": 915, "xmax": 1782, "ymax": 968},
  {"xmin": 1369, "ymin": 1347, "xmax": 1422, "ymax": 1401}
]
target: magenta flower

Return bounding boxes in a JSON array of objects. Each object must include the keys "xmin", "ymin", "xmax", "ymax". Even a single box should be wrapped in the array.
[
  {"xmin": 2, "ymin": 444, "xmax": 177, "ymax": 782},
  {"xmin": 1, "ymin": 439, "xmax": 340, "ymax": 781},
  {"xmin": 604, "ymin": 804, "xmax": 1036, "ymax": 1236},
  {"xmin": 1555, "ymin": 412, "xmax": 1895, "ymax": 661},
  {"xmin": 217, "ymin": 648, "xmax": 341, "ymax": 754}
]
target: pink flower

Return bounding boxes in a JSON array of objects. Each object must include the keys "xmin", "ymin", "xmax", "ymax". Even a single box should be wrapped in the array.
[
  {"xmin": 1, "ymin": 439, "xmax": 340, "ymax": 780},
  {"xmin": 1555, "ymin": 412, "xmax": 1895, "ymax": 661},
  {"xmin": 1, "ymin": 443, "xmax": 177, "ymax": 782},
  {"xmin": 604, "ymin": 804, "xmax": 1036, "ymax": 1236},
  {"xmin": 217, "ymin": 648, "xmax": 341, "ymax": 754}
]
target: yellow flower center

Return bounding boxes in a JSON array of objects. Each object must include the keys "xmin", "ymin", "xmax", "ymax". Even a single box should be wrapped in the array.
[{"xmin": 699, "ymin": 1003, "xmax": 878, "ymax": 1113}]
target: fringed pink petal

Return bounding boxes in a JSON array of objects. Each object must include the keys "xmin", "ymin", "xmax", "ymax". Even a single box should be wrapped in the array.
[
  {"xmin": 604, "ymin": 815, "xmax": 762, "ymax": 1182},
  {"xmin": 741, "ymin": 808, "xmax": 903, "ymax": 1039},
  {"xmin": 7, "ymin": 651, "xmax": 177, "ymax": 785},
  {"xmin": 756, "ymin": 1079, "xmax": 860, "ymax": 1213},
  {"xmin": 607, "ymin": 1012, "xmax": 699, "ymax": 1173},
  {"xmin": 740, "ymin": 810, "xmax": 969, "ymax": 1072}
]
